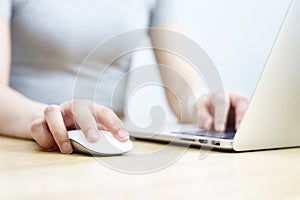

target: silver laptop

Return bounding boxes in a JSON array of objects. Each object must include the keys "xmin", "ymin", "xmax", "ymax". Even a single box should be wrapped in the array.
[{"xmin": 127, "ymin": 0, "xmax": 300, "ymax": 151}]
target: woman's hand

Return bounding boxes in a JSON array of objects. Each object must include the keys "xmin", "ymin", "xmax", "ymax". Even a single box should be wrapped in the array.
[
  {"xmin": 197, "ymin": 89, "xmax": 249, "ymax": 132},
  {"xmin": 29, "ymin": 100, "xmax": 129, "ymax": 154}
]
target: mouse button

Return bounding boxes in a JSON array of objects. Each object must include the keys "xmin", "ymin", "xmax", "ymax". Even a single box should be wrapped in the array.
[
  {"xmin": 105, "ymin": 136, "xmax": 134, "ymax": 152},
  {"xmin": 68, "ymin": 130, "xmax": 83, "ymax": 142},
  {"xmin": 90, "ymin": 131, "xmax": 133, "ymax": 154}
]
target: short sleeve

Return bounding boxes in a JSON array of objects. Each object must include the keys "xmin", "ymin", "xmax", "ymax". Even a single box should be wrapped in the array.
[
  {"xmin": 150, "ymin": 0, "xmax": 178, "ymax": 27},
  {"xmin": 0, "ymin": 0, "xmax": 12, "ymax": 19}
]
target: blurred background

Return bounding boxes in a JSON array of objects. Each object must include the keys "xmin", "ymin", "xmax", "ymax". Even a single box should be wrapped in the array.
[{"xmin": 126, "ymin": 0, "xmax": 291, "ymax": 125}]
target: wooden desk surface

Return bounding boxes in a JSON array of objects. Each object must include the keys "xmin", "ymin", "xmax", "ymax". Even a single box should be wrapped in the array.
[{"xmin": 0, "ymin": 135, "xmax": 300, "ymax": 200}]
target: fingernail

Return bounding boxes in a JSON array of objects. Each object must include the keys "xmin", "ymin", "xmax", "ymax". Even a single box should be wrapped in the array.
[
  {"xmin": 216, "ymin": 123, "xmax": 226, "ymax": 132},
  {"xmin": 62, "ymin": 142, "xmax": 73, "ymax": 154},
  {"xmin": 117, "ymin": 129, "xmax": 130, "ymax": 141},
  {"xmin": 87, "ymin": 129, "xmax": 100, "ymax": 143}
]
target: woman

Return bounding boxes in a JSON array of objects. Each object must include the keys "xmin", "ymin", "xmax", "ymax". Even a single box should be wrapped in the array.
[{"xmin": 0, "ymin": 0, "xmax": 249, "ymax": 154}]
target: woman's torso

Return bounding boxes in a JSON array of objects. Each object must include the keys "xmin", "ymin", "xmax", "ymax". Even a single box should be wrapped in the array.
[{"xmin": 7, "ymin": 0, "xmax": 174, "ymax": 111}]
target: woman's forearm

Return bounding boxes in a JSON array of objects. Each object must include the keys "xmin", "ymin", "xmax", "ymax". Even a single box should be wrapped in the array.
[
  {"xmin": 0, "ymin": 86, "xmax": 47, "ymax": 139},
  {"xmin": 150, "ymin": 25, "xmax": 206, "ymax": 123},
  {"xmin": 0, "ymin": 16, "xmax": 47, "ymax": 139},
  {"xmin": 153, "ymin": 50, "xmax": 204, "ymax": 123}
]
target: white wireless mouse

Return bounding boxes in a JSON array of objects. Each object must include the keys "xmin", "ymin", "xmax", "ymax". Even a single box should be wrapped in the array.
[{"xmin": 68, "ymin": 130, "xmax": 133, "ymax": 156}]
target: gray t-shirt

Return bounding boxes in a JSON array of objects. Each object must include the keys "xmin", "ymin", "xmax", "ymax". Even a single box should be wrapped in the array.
[{"xmin": 0, "ymin": 0, "xmax": 177, "ymax": 112}]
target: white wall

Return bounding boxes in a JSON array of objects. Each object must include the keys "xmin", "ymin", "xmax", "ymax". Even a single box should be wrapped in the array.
[
  {"xmin": 177, "ymin": 0, "xmax": 291, "ymax": 97},
  {"xmin": 126, "ymin": 0, "xmax": 291, "ymax": 124}
]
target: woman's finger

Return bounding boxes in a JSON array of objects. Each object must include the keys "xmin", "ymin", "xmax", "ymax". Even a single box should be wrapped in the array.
[
  {"xmin": 70, "ymin": 100, "xmax": 99, "ymax": 142},
  {"xmin": 212, "ymin": 91, "xmax": 230, "ymax": 132},
  {"xmin": 230, "ymin": 92, "xmax": 249, "ymax": 130},
  {"xmin": 97, "ymin": 123, "xmax": 109, "ymax": 131},
  {"xmin": 44, "ymin": 105, "xmax": 72, "ymax": 154},
  {"xmin": 93, "ymin": 105, "xmax": 129, "ymax": 142},
  {"xmin": 30, "ymin": 118, "xmax": 57, "ymax": 150},
  {"xmin": 197, "ymin": 95, "xmax": 213, "ymax": 130},
  {"xmin": 59, "ymin": 101, "xmax": 76, "ymax": 129}
]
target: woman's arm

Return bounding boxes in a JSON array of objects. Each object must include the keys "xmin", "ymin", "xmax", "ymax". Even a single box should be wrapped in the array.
[
  {"xmin": 149, "ymin": 25, "xmax": 206, "ymax": 121},
  {"xmin": 149, "ymin": 25, "xmax": 249, "ymax": 131},
  {"xmin": 0, "ymin": 16, "xmax": 129, "ymax": 153},
  {"xmin": 0, "ymin": 15, "xmax": 46, "ymax": 139}
]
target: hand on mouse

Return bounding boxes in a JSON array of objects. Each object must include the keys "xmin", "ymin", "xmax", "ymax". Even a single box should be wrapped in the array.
[
  {"xmin": 29, "ymin": 100, "xmax": 129, "ymax": 154},
  {"xmin": 196, "ymin": 89, "xmax": 249, "ymax": 132}
]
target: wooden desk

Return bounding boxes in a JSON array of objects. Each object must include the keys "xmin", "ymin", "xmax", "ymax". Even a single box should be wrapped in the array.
[{"xmin": 1, "ymin": 135, "xmax": 300, "ymax": 200}]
